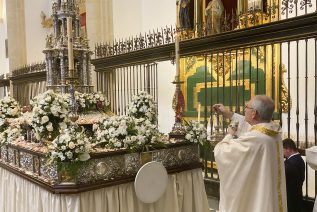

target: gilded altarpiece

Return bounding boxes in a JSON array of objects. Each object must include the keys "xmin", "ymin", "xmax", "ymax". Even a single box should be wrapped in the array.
[{"xmin": 179, "ymin": 45, "xmax": 282, "ymax": 120}]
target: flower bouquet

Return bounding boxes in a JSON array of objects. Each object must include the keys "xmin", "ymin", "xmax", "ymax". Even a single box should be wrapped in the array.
[
  {"xmin": 31, "ymin": 90, "xmax": 69, "ymax": 141},
  {"xmin": 48, "ymin": 125, "xmax": 91, "ymax": 183},
  {"xmin": 93, "ymin": 116, "xmax": 164, "ymax": 152},
  {"xmin": 0, "ymin": 96, "xmax": 21, "ymax": 145},
  {"xmin": 76, "ymin": 92, "xmax": 110, "ymax": 113},
  {"xmin": 127, "ymin": 118, "xmax": 164, "ymax": 152},
  {"xmin": 93, "ymin": 115, "xmax": 137, "ymax": 149},
  {"xmin": 127, "ymin": 91, "xmax": 157, "ymax": 124},
  {"xmin": 184, "ymin": 120, "xmax": 207, "ymax": 145},
  {"xmin": 0, "ymin": 125, "xmax": 22, "ymax": 146},
  {"xmin": 0, "ymin": 96, "xmax": 21, "ymax": 118}
]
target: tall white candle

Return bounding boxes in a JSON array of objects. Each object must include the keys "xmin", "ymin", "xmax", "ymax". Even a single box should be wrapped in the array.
[
  {"xmin": 175, "ymin": 33, "xmax": 180, "ymax": 77},
  {"xmin": 195, "ymin": 0, "xmax": 198, "ymax": 26},
  {"xmin": 176, "ymin": 1, "xmax": 180, "ymax": 28},
  {"xmin": 197, "ymin": 103, "xmax": 201, "ymax": 122},
  {"xmin": 67, "ymin": 17, "xmax": 74, "ymax": 77}
]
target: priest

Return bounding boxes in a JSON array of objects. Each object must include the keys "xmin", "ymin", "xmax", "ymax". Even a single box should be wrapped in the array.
[{"xmin": 213, "ymin": 95, "xmax": 287, "ymax": 212}]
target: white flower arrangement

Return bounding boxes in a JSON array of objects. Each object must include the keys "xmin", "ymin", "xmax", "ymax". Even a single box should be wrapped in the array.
[
  {"xmin": 185, "ymin": 121, "xmax": 207, "ymax": 145},
  {"xmin": 75, "ymin": 92, "xmax": 110, "ymax": 113},
  {"xmin": 48, "ymin": 126, "xmax": 91, "ymax": 163},
  {"xmin": 93, "ymin": 115, "xmax": 137, "ymax": 149},
  {"xmin": 30, "ymin": 90, "xmax": 69, "ymax": 141},
  {"xmin": 128, "ymin": 118, "xmax": 164, "ymax": 152},
  {"xmin": 127, "ymin": 91, "xmax": 157, "ymax": 124},
  {"xmin": 0, "ymin": 96, "xmax": 21, "ymax": 118},
  {"xmin": 0, "ymin": 117, "xmax": 8, "ymax": 132},
  {"xmin": 0, "ymin": 125, "xmax": 22, "ymax": 146},
  {"xmin": 93, "ymin": 116, "xmax": 164, "ymax": 151}
]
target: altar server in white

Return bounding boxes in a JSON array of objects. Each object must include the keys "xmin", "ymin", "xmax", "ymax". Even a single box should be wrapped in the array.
[{"xmin": 213, "ymin": 95, "xmax": 287, "ymax": 212}]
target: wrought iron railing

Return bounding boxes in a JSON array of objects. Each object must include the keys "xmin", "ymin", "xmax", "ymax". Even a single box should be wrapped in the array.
[
  {"xmin": 94, "ymin": 1, "xmax": 315, "ymax": 60},
  {"xmin": 96, "ymin": 63, "xmax": 158, "ymax": 115},
  {"xmin": 11, "ymin": 62, "xmax": 46, "ymax": 78}
]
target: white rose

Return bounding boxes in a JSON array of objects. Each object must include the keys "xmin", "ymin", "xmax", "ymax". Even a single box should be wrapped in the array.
[
  {"xmin": 185, "ymin": 134, "xmax": 192, "ymax": 140},
  {"xmin": 60, "ymin": 155, "xmax": 66, "ymax": 161},
  {"xmin": 35, "ymin": 132, "xmax": 41, "ymax": 140},
  {"xmin": 46, "ymin": 122, "xmax": 53, "ymax": 132},
  {"xmin": 33, "ymin": 107, "xmax": 40, "ymax": 113},
  {"xmin": 0, "ymin": 118, "xmax": 5, "ymax": 127},
  {"xmin": 131, "ymin": 136, "xmax": 137, "ymax": 142},
  {"xmin": 66, "ymin": 151, "xmax": 73, "ymax": 159},
  {"xmin": 41, "ymin": 116, "xmax": 49, "ymax": 124},
  {"xmin": 3, "ymin": 98, "xmax": 10, "ymax": 104},
  {"xmin": 114, "ymin": 141, "xmax": 122, "ymax": 148},
  {"xmin": 39, "ymin": 99, "xmax": 45, "ymax": 105},
  {"xmin": 59, "ymin": 122, "xmax": 67, "ymax": 130},
  {"xmin": 45, "ymin": 96, "xmax": 52, "ymax": 102},
  {"xmin": 68, "ymin": 142, "xmax": 75, "ymax": 149}
]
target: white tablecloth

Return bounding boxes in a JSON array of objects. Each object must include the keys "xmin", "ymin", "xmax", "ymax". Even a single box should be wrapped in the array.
[{"xmin": 0, "ymin": 167, "xmax": 209, "ymax": 212}]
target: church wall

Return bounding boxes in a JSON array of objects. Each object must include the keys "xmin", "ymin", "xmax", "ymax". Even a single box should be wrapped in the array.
[
  {"xmin": 5, "ymin": 0, "xmax": 27, "ymax": 70},
  {"xmin": 0, "ymin": 0, "xmax": 8, "ymax": 75},
  {"xmin": 112, "ymin": 0, "xmax": 142, "ymax": 38},
  {"xmin": 141, "ymin": 0, "xmax": 176, "ymax": 32},
  {"xmin": 24, "ymin": 0, "xmax": 52, "ymax": 64},
  {"xmin": 112, "ymin": 0, "xmax": 176, "ymax": 134},
  {"xmin": 86, "ymin": 0, "xmax": 114, "ymax": 44},
  {"xmin": 142, "ymin": 0, "xmax": 176, "ymax": 133},
  {"xmin": 0, "ymin": 23, "xmax": 8, "ymax": 75},
  {"xmin": 141, "ymin": 0, "xmax": 176, "ymax": 134}
]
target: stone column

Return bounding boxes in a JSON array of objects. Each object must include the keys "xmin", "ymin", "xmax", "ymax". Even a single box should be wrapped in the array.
[
  {"xmin": 86, "ymin": 0, "xmax": 114, "ymax": 91},
  {"xmin": 6, "ymin": 0, "xmax": 27, "ymax": 71}
]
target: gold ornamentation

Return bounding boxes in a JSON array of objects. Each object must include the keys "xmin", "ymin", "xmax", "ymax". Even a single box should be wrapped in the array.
[
  {"xmin": 34, "ymin": 157, "xmax": 40, "ymax": 172},
  {"xmin": 45, "ymin": 34, "xmax": 54, "ymax": 48},
  {"xmin": 14, "ymin": 150, "xmax": 19, "ymax": 166},
  {"xmin": 280, "ymin": 64, "xmax": 291, "ymax": 113},
  {"xmin": 250, "ymin": 125, "xmax": 279, "ymax": 137},
  {"xmin": 58, "ymin": 162, "xmax": 81, "ymax": 184},
  {"xmin": 185, "ymin": 56, "xmax": 196, "ymax": 72},
  {"xmin": 140, "ymin": 152, "xmax": 152, "ymax": 165},
  {"xmin": 276, "ymin": 139, "xmax": 284, "ymax": 212},
  {"xmin": 210, "ymin": 53, "xmax": 232, "ymax": 81},
  {"xmin": 252, "ymin": 124, "xmax": 284, "ymax": 211},
  {"xmin": 95, "ymin": 162, "xmax": 108, "ymax": 176},
  {"xmin": 40, "ymin": 11, "xmax": 53, "ymax": 28}
]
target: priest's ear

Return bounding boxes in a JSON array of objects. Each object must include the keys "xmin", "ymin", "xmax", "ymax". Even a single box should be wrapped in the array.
[{"xmin": 251, "ymin": 109, "xmax": 258, "ymax": 119}]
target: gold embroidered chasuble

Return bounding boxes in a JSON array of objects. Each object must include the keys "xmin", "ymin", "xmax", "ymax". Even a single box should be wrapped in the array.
[{"xmin": 214, "ymin": 114, "xmax": 287, "ymax": 212}]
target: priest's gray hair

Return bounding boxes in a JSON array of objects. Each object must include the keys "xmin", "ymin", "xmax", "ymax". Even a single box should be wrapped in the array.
[{"xmin": 251, "ymin": 95, "xmax": 275, "ymax": 122}]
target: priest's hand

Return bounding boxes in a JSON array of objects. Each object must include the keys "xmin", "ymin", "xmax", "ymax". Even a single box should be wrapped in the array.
[
  {"xmin": 212, "ymin": 104, "xmax": 234, "ymax": 119},
  {"xmin": 228, "ymin": 126, "xmax": 238, "ymax": 139}
]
